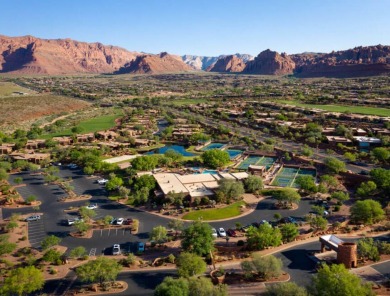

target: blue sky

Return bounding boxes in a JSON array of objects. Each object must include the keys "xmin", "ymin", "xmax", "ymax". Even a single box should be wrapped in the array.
[{"xmin": 2, "ymin": 0, "xmax": 390, "ymax": 56}]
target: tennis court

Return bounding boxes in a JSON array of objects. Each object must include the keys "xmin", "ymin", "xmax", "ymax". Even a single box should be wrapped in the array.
[
  {"xmin": 272, "ymin": 166, "xmax": 316, "ymax": 187},
  {"xmin": 227, "ymin": 149, "xmax": 243, "ymax": 159},
  {"xmin": 201, "ymin": 142, "xmax": 226, "ymax": 151},
  {"xmin": 237, "ymin": 155, "xmax": 277, "ymax": 170}
]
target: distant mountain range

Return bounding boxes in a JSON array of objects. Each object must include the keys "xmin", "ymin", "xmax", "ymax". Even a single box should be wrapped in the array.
[{"xmin": 1, "ymin": 35, "xmax": 390, "ymax": 77}]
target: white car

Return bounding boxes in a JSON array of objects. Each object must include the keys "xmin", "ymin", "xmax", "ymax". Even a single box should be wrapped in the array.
[
  {"xmin": 112, "ymin": 244, "xmax": 121, "ymax": 255},
  {"xmin": 25, "ymin": 215, "xmax": 41, "ymax": 222},
  {"xmin": 211, "ymin": 228, "xmax": 218, "ymax": 238},
  {"xmin": 97, "ymin": 179, "xmax": 108, "ymax": 185},
  {"xmin": 68, "ymin": 163, "xmax": 78, "ymax": 169},
  {"xmin": 67, "ymin": 217, "xmax": 83, "ymax": 225},
  {"xmin": 115, "ymin": 218, "xmax": 124, "ymax": 225},
  {"xmin": 86, "ymin": 204, "xmax": 97, "ymax": 210},
  {"xmin": 218, "ymin": 228, "xmax": 226, "ymax": 237}
]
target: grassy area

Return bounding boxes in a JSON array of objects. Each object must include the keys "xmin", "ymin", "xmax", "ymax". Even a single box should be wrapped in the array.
[
  {"xmin": 182, "ymin": 201, "xmax": 246, "ymax": 221},
  {"xmin": 0, "ymin": 82, "xmax": 35, "ymax": 97},
  {"xmin": 136, "ymin": 143, "xmax": 165, "ymax": 152},
  {"xmin": 279, "ymin": 100, "xmax": 390, "ymax": 117},
  {"xmin": 42, "ymin": 111, "xmax": 123, "ymax": 138}
]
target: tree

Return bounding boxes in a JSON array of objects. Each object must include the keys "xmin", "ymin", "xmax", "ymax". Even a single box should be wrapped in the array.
[
  {"xmin": 106, "ymin": 176, "xmax": 123, "ymax": 191},
  {"xmin": 41, "ymin": 235, "xmax": 61, "ymax": 250},
  {"xmin": 320, "ymin": 175, "xmax": 339, "ymax": 191},
  {"xmin": 0, "ymin": 168, "xmax": 8, "ymax": 180},
  {"xmin": 6, "ymin": 220, "xmax": 19, "ymax": 232},
  {"xmin": 0, "ymin": 234, "xmax": 16, "ymax": 256},
  {"xmin": 176, "ymin": 252, "xmax": 207, "ymax": 278},
  {"xmin": 350, "ymin": 199, "xmax": 385, "ymax": 225},
  {"xmin": 371, "ymin": 147, "xmax": 390, "ymax": 163},
  {"xmin": 76, "ymin": 256, "xmax": 122, "ymax": 286},
  {"xmin": 164, "ymin": 149, "xmax": 183, "ymax": 164},
  {"xmin": 150, "ymin": 225, "xmax": 168, "ymax": 245},
  {"xmin": 265, "ymin": 282, "xmax": 308, "ymax": 296},
  {"xmin": 309, "ymin": 215, "xmax": 328, "ymax": 231},
  {"xmin": 13, "ymin": 177, "xmax": 23, "ymax": 184},
  {"xmin": 84, "ymin": 166, "xmax": 95, "ymax": 175},
  {"xmin": 246, "ymin": 224, "xmax": 282, "ymax": 250},
  {"xmin": 244, "ymin": 175, "xmax": 263, "ymax": 194},
  {"xmin": 0, "ymin": 266, "xmax": 44, "ymax": 296},
  {"xmin": 167, "ymin": 219, "xmax": 184, "ymax": 237},
  {"xmin": 201, "ymin": 149, "xmax": 230, "ymax": 169},
  {"xmin": 324, "ymin": 157, "xmax": 346, "ymax": 174},
  {"xmin": 71, "ymin": 126, "xmax": 84, "ymax": 134},
  {"xmin": 331, "ymin": 191, "xmax": 349, "ymax": 203},
  {"xmin": 189, "ymin": 133, "xmax": 210, "ymax": 145},
  {"xmin": 25, "ymin": 195, "xmax": 37, "ymax": 205},
  {"xmin": 241, "ymin": 254, "xmax": 283, "ymax": 280},
  {"xmin": 188, "ymin": 276, "xmax": 228, "ymax": 296},
  {"xmin": 155, "ymin": 277, "xmax": 189, "ymax": 296},
  {"xmin": 216, "ymin": 179, "xmax": 245, "ymax": 202},
  {"xmin": 42, "ymin": 249, "xmax": 62, "ymax": 264},
  {"xmin": 280, "ymin": 223, "xmax": 299, "ymax": 243},
  {"xmin": 74, "ymin": 221, "xmax": 91, "ymax": 235},
  {"xmin": 356, "ymin": 181, "xmax": 377, "ymax": 197},
  {"xmin": 274, "ymin": 188, "xmax": 301, "ymax": 207},
  {"xmin": 357, "ymin": 237, "xmax": 380, "ymax": 261},
  {"xmin": 70, "ymin": 246, "xmax": 87, "ymax": 259},
  {"xmin": 295, "ymin": 175, "xmax": 317, "ymax": 194},
  {"xmin": 118, "ymin": 186, "xmax": 130, "ymax": 199},
  {"xmin": 133, "ymin": 174, "xmax": 156, "ymax": 191},
  {"xmin": 370, "ymin": 168, "xmax": 390, "ymax": 195},
  {"xmin": 79, "ymin": 207, "xmax": 97, "ymax": 221},
  {"xmin": 181, "ymin": 221, "xmax": 214, "ymax": 256},
  {"xmin": 131, "ymin": 155, "xmax": 159, "ymax": 171},
  {"xmin": 301, "ymin": 145, "xmax": 313, "ymax": 157},
  {"xmin": 344, "ymin": 152, "xmax": 357, "ymax": 162},
  {"xmin": 309, "ymin": 264, "xmax": 374, "ymax": 296}
]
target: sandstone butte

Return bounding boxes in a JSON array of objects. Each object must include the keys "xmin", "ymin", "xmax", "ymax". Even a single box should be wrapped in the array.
[
  {"xmin": 115, "ymin": 52, "xmax": 193, "ymax": 74},
  {"xmin": 207, "ymin": 55, "xmax": 246, "ymax": 73}
]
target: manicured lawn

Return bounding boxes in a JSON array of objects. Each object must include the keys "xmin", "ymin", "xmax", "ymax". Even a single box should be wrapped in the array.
[
  {"xmin": 42, "ymin": 111, "xmax": 123, "ymax": 138},
  {"xmin": 182, "ymin": 201, "xmax": 246, "ymax": 221},
  {"xmin": 279, "ymin": 100, "xmax": 390, "ymax": 117}
]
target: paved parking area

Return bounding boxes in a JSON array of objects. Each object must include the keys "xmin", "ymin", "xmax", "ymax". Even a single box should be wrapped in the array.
[{"xmin": 27, "ymin": 218, "xmax": 46, "ymax": 248}]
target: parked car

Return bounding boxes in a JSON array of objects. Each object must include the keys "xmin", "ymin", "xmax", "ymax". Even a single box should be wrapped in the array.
[
  {"xmin": 137, "ymin": 242, "xmax": 145, "ymax": 253},
  {"xmin": 68, "ymin": 163, "xmax": 78, "ymax": 169},
  {"xmin": 112, "ymin": 244, "xmax": 121, "ymax": 255},
  {"xmin": 115, "ymin": 218, "xmax": 124, "ymax": 225},
  {"xmin": 123, "ymin": 218, "xmax": 133, "ymax": 225},
  {"xmin": 25, "ymin": 215, "xmax": 40, "ymax": 222},
  {"xmin": 359, "ymin": 170, "xmax": 369, "ymax": 175},
  {"xmin": 67, "ymin": 217, "xmax": 83, "ymax": 225},
  {"xmin": 218, "ymin": 228, "xmax": 226, "ymax": 237},
  {"xmin": 241, "ymin": 225, "xmax": 252, "ymax": 232},
  {"xmin": 227, "ymin": 229, "xmax": 237, "ymax": 237},
  {"xmin": 97, "ymin": 178, "xmax": 108, "ymax": 185},
  {"xmin": 251, "ymin": 222, "xmax": 260, "ymax": 228},
  {"xmin": 86, "ymin": 203, "xmax": 98, "ymax": 210},
  {"xmin": 211, "ymin": 228, "xmax": 218, "ymax": 238}
]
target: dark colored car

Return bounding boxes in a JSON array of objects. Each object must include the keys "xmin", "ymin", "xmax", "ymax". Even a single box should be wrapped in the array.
[
  {"xmin": 227, "ymin": 229, "xmax": 237, "ymax": 237},
  {"xmin": 123, "ymin": 218, "xmax": 133, "ymax": 225}
]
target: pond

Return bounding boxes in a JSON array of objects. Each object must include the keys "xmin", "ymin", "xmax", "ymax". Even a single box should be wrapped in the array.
[{"xmin": 145, "ymin": 144, "xmax": 196, "ymax": 157}]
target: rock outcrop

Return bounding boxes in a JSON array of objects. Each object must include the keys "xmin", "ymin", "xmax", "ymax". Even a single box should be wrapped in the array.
[
  {"xmin": 115, "ymin": 52, "xmax": 193, "ymax": 74},
  {"xmin": 0, "ymin": 35, "xmax": 139, "ymax": 74},
  {"xmin": 182, "ymin": 53, "xmax": 253, "ymax": 71},
  {"xmin": 207, "ymin": 55, "xmax": 246, "ymax": 72},
  {"xmin": 291, "ymin": 45, "xmax": 390, "ymax": 77},
  {"xmin": 243, "ymin": 49, "xmax": 295, "ymax": 75}
]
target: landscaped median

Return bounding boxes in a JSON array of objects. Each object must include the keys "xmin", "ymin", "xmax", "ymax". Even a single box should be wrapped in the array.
[{"xmin": 182, "ymin": 201, "xmax": 246, "ymax": 221}]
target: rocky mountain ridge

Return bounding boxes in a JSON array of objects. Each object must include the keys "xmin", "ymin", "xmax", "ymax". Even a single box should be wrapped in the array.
[
  {"xmin": 1, "ymin": 35, "xmax": 389, "ymax": 77},
  {"xmin": 0, "ymin": 35, "xmax": 139, "ymax": 74}
]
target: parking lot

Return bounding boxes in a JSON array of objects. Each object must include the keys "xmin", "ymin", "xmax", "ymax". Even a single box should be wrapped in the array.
[{"xmin": 27, "ymin": 217, "xmax": 46, "ymax": 248}]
